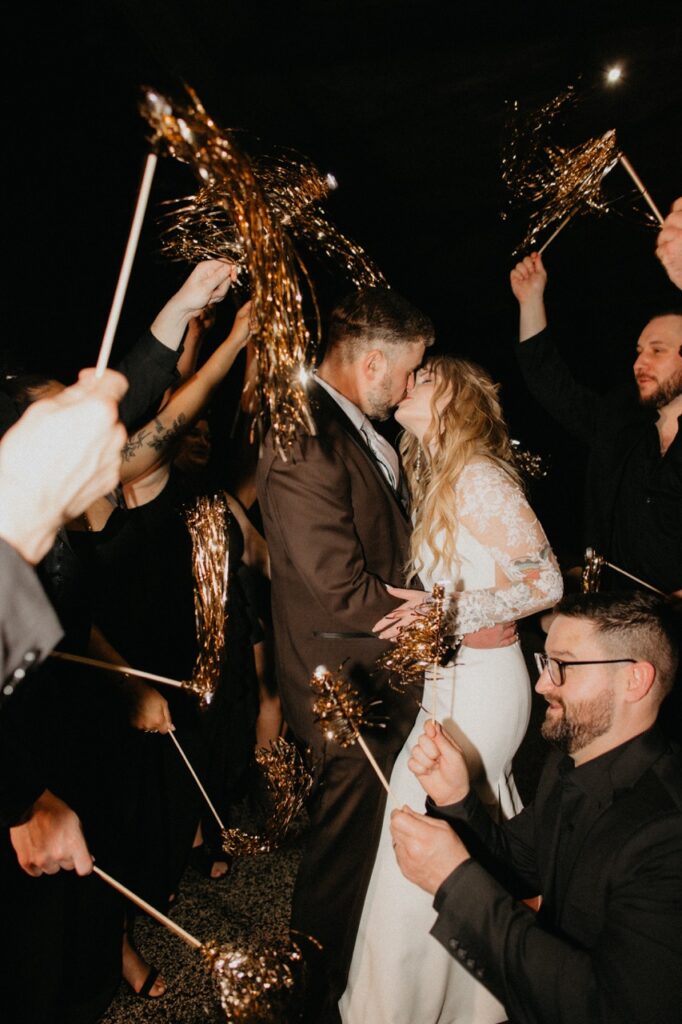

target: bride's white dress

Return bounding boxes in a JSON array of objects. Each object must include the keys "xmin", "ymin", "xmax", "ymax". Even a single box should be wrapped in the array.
[{"xmin": 340, "ymin": 459, "xmax": 563, "ymax": 1024}]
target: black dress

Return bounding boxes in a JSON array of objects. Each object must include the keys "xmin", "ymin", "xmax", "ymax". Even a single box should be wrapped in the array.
[{"xmin": 74, "ymin": 475, "xmax": 258, "ymax": 908}]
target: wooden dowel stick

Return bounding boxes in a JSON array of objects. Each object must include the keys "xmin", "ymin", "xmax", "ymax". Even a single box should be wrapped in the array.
[
  {"xmin": 618, "ymin": 153, "xmax": 664, "ymax": 225},
  {"xmin": 95, "ymin": 152, "xmax": 158, "ymax": 376},
  {"xmin": 355, "ymin": 732, "xmax": 400, "ymax": 808},
  {"xmin": 168, "ymin": 731, "xmax": 226, "ymax": 832},
  {"xmin": 538, "ymin": 214, "xmax": 573, "ymax": 254},
  {"xmin": 605, "ymin": 561, "xmax": 665, "ymax": 596},
  {"xmin": 92, "ymin": 865, "xmax": 201, "ymax": 949},
  {"xmin": 49, "ymin": 650, "xmax": 185, "ymax": 690}
]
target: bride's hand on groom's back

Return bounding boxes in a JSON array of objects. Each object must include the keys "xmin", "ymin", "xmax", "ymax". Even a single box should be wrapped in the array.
[{"xmin": 407, "ymin": 720, "xmax": 470, "ymax": 807}]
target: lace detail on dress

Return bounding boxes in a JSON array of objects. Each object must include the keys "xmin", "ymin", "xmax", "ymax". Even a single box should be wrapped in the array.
[{"xmin": 446, "ymin": 459, "xmax": 563, "ymax": 634}]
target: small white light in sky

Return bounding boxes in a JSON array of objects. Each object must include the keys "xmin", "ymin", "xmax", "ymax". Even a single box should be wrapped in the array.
[{"xmin": 606, "ymin": 65, "xmax": 623, "ymax": 84}]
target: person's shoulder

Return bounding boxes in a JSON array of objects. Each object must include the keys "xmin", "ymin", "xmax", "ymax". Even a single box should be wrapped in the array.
[{"xmin": 458, "ymin": 456, "xmax": 520, "ymax": 493}]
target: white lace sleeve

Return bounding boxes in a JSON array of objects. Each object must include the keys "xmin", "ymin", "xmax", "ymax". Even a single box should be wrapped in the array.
[{"xmin": 447, "ymin": 459, "xmax": 563, "ymax": 634}]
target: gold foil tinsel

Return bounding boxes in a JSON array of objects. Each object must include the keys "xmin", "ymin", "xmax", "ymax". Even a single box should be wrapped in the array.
[
  {"xmin": 200, "ymin": 936, "xmax": 304, "ymax": 1023},
  {"xmin": 221, "ymin": 738, "xmax": 313, "ymax": 858},
  {"xmin": 376, "ymin": 583, "xmax": 449, "ymax": 693},
  {"xmin": 581, "ymin": 547, "xmax": 605, "ymax": 593},
  {"xmin": 140, "ymin": 86, "xmax": 317, "ymax": 456},
  {"xmin": 310, "ymin": 665, "xmax": 385, "ymax": 748},
  {"xmin": 140, "ymin": 86, "xmax": 385, "ymax": 455},
  {"xmin": 502, "ymin": 87, "xmax": 621, "ymax": 254},
  {"xmin": 184, "ymin": 494, "xmax": 230, "ymax": 707},
  {"xmin": 510, "ymin": 439, "xmax": 549, "ymax": 480}
]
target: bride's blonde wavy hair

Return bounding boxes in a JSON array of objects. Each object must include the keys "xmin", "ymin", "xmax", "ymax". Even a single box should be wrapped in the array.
[{"xmin": 399, "ymin": 355, "xmax": 521, "ymax": 584}]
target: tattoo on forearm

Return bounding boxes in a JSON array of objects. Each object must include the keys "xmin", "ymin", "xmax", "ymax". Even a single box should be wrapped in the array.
[
  {"xmin": 148, "ymin": 414, "xmax": 187, "ymax": 451},
  {"xmin": 122, "ymin": 429, "xmax": 150, "ymax": 461},
  {"xmin": 122, "ymin": 414, "xmax": 187, "ymax": 462},
  {"xmin": 511, "ymin": 545, "xmax": 550, "ymax": 582}
]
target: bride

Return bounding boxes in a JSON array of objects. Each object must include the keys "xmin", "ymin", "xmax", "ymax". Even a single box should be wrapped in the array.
[{"xmin": 340, "ymin": 355, "xmax": 563, "ymax": 1024}]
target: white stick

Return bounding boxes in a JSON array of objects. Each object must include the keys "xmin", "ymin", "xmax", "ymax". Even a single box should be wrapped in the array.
[
  {"xmin": 618, "ymin": 153, "xmax": 664, "ymax": 225},
  {"xmin": 168, "ymin": 731, "xmax": 227, "ymax": 831},
  {"xmin": 355, "ymin": 733, "xmax": 400, "ymax": 808},
  {"xmin": 49, "ymin": 650, "xmax": 185, "ymax": 690},
  {"xmin": 95, "ymin": 152, "xmax": 158, "ymax": 377},
  {"xmin": 92, "ymin": 865, "xmax": 201, "ymax": 948}
]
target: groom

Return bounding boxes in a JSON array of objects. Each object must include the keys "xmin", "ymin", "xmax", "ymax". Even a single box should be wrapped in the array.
[{"xmin": 257, "ymin": 288, "xmax": 510, "ymax": 1021}]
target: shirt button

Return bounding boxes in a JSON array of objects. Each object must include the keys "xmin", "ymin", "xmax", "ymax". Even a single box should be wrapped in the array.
[
  {"xmin": 456, "ymin": 948, "xmax": 467, "ymax": 962},
  {"xmin": 475, "ymin": 967, "xmax": 485, "ymax": 979},
  {"xmin": 465, "ymin": 958, "xmax": 476, "ymax": 971},
  {"xmin": 24, "ymin": 650, "xmax": 38, "ymax": 663},
  {"xmin": 13, "ymin": 667, "xmax": 26, "ymax": 681},
  {"xmin": 448, "ymin": 938, "xmax": 459, "ymax": 951}
]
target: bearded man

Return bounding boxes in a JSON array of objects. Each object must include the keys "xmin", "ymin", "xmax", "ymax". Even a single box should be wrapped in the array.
[
  {"xmin": 510, "ymin": 253, "xmax": 681, "ymax": 596},
  {"xmin": 390, "ymin": 591, "xmax": 682, "ymax": 1024}
]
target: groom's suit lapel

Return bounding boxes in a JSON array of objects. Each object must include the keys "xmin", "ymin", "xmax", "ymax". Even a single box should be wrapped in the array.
[{"xmin": 310, "ymin": 382, "xmax": 411, "ymax": 523}]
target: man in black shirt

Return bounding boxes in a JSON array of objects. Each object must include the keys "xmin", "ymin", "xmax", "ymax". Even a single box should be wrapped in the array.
[
  {"xmin": 509, "ymin": 252, "xmax": 681, "ymax": 595},
  {"xmin": 390, "ymin": 591, "xmax": 682, "ymax": 1024}
]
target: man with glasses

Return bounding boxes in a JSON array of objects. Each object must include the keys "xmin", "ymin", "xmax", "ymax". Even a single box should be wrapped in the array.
[{"xmin": 389, "ymin": 591, "xmax": 682, "ymax": 1024}]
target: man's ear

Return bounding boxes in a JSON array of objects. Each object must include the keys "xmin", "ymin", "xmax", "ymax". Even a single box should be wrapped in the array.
[
  {"xmin": 364, "ymin": 348, "xmax": 388, "ymax": 380},
  {"xmin": 624, "ymin": 660, "xmax": 656, "ymax": 703}
]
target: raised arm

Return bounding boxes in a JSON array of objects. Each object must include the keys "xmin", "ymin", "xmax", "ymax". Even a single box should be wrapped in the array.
[
  {"xmin": 149, "ymin": 261, "xmax": 236, "ymax": 351},
  {"xmin": 120, "ymin": 301, "xmax": 252, "ymax": 482},
  {"xmin": 117, "ymin": 261, "xmax": 235, "ymax": 429},
  {"xmin": 510, "ymin": 252, "xmax": 548, "ymax": 341},
  {"xmin": 510, "ymin": 253, "xmax": 600, "ymax": 440}
]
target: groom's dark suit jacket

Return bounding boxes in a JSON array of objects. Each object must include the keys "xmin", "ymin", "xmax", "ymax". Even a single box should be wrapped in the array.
[
  {"xmin": 256, "ymin": 381, "xmax": 422, "ymax": 1012},
  {"xmin": 429, "ymin": 727, "xmax": 682, "ymax": 1024}
]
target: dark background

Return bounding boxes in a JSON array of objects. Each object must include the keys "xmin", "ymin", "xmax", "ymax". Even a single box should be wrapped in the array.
[{"xmin": 6, "ymin": 0, "xmax": 682, "ymax": 557}]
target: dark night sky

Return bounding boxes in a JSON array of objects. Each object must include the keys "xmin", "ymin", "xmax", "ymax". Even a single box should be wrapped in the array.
[{"xmin": 6, "ymin": 0, "xmax": 682, "ymax": 554}]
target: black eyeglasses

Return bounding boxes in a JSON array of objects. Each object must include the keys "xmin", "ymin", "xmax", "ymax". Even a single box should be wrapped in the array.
[{"xmin": 534, "ymin": 652, "xmax": 636, "ymax": 687}]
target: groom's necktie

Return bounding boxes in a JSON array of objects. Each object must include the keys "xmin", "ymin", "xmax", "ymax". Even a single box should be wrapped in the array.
[{"xmin": 360, "ymin": 419, "xmax": 399, "ymax": 490}]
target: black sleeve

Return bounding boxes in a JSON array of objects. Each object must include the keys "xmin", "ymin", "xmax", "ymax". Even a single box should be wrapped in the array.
[
  {"xmin": 516, "ymin": 328, "xmax": 601, "ymax": 444},
  {"xmin": 115, "ymin": 329, "xmax": 183, "ymax": 432},
  {"xmin": 428, "ymin": 788, "xmax": 541, "ymax": 897},
  {"xmin": 0, "ymin": 539, "xmax": 62, "ymax": 693},
  {"xmin": 431, "ymin": 818, "xmax": 682, "ymax": 1024},
  {"xmin": 0, "ymin": 540, "xmax": 61, "ymax": 824}
]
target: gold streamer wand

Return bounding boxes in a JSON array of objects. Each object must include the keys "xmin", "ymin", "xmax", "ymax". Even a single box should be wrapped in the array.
[
  {"xmin": 581, "ymin": 546, "xmax": 664, "ymax": 596},
  {"xmin": 185, "ymin": 494, "xmax": 231, "ymax": 707},
  {"xmin": 140, "ymin": 86, "xmax": 318, "ymax": 457},
  {"xmin": 222, "ymin": 737, "xmax": 313, "ymax": 858},
  {"xmin": 310, "ymin": 665, "xmax": 399, "ymax": 807},
  {"xmin": 92, "ymin": 866, "xmax": 303, "ymax": 1022},
  {"xmin": 48, "ymin": 649, "xmax": 216, "ymax": 701},
  {"xmin": 376, "ymin": 584, "xmax": 452, "ymax": 706},
  {"xmin": 502, "ymin": 88, "xmax": 662, "ymax": 255}
]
